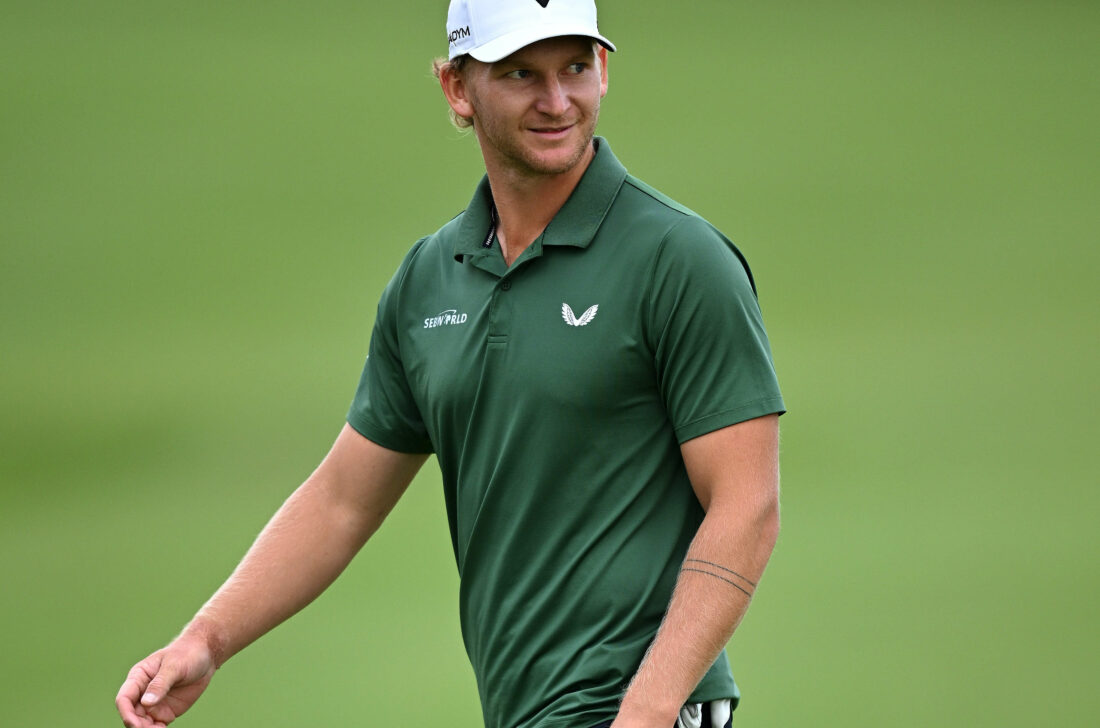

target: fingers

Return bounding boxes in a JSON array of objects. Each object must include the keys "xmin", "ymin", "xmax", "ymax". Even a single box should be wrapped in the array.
[
  {"xmin": 118, "ymin": 686, "xmax": 157, "ymax": 728},
  {"xmin": 117, "ymin": 637, "xmax": 216, "ymax": 727},
  {"xmin": 117, "ymin": 657, "xmax": 154, "ymax": 727},
  {"xmin": 141, "ymin": 660, "xmax": 181, "ymax": 708},
  {"xmin": 116, "ymin": 688, "xmax": 145, "ymax": 728},
  {"xmin": 116, "ymin": 654, "xmax": 174, "ymax": 728},
  {"xmin": 116, "ymin": 698, "xmax": 163, "ymax": 728}
]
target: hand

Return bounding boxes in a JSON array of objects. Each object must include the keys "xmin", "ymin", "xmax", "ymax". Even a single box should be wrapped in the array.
[{"xmin": 116, "ymin": 634, "xmax": 216, "ymax": 728}]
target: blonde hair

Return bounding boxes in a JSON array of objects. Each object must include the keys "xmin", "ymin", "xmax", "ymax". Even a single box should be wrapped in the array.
[{"xmin": 432, "ymin": 55, "xmax": 474, "ymax": 129}]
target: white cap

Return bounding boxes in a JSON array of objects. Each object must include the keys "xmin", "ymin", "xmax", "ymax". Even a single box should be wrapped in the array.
[{"xmin": 446, "ymin": 0, "xmax": 616, "ymax": 62}]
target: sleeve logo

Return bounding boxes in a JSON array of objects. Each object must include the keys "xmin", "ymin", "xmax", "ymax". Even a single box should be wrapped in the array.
[{"xmin": 561, "ymin": 303, "xmax": 599, "ymax": 327}]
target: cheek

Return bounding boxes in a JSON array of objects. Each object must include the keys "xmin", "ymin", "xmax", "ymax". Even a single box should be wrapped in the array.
[{"xmin": 479, "ymin": 99, "xmax": 525, "ymax": 127}]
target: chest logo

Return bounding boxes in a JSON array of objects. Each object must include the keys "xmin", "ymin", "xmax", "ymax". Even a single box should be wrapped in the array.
[
  {"xmin": 424, "ymin": 309, "xmax": 468, "ymax": 329},
  {"xmin": 561, "ymin": 303, "xmax": 599, "ymax": 327}
]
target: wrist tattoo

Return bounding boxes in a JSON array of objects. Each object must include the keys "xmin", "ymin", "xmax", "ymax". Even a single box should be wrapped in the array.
[{"xmin": 682, "ymin": 559, "xmax": 756, "ymax": 598}]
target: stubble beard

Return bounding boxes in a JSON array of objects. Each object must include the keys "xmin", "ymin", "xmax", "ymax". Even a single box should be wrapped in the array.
[{"xmin": 476, "ymin": 102, "xmax": 601, "ymax": 179}]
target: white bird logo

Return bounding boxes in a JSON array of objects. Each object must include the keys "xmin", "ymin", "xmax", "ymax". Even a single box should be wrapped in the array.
[{"xmin": 561, "ymin": 302, "xmax": 599, "ymax": 327}]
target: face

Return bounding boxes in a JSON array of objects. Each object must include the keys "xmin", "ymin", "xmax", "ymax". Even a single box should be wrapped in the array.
[{"xmin": 443, "ymin": 36, "xmax": 609, "ymax": 179}]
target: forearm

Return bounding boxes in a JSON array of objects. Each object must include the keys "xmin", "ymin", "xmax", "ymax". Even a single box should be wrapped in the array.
[
  {"xmin": 180, "ymin": 472, "xmax": 377, "ymax": 666},
  {"xmin": 616, "ymin": 500, "xmax": 779, "ymax": 725},
  {"xmin": 116, "ymin": 428, "xmax": 425, "ymax": 724},
  {"xmin": 176, "ymin": 427, "xmax": 426, "ymax": 667}
]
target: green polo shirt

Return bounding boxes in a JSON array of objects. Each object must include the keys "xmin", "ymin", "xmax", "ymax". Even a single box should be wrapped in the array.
[{"xmin": 348, "ymin": 138, "xmax": 784, "ymax": 728}]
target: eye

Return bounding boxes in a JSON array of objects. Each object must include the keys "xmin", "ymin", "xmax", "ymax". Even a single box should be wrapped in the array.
[
  {"xmin": 567, "ymin": 62, "xmax": 587, "ymax": 74},
  {"xmin": 505, "ymin": 69, "xmax": 531, "ymax": 80}
]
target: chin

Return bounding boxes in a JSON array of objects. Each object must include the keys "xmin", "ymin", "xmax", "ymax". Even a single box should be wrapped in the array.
[{"xmin": 525, "ymin": 136, "xmax": 592, "ymax": 175}]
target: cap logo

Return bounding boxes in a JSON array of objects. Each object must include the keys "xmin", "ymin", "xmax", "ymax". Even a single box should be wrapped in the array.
[
  {"xmin": 533, "ymin": 0, "xmax": 550, "ymax": 7},
  {"xmin": 449, "ymin": 25, "xmax": 471, "ymax": 44}
]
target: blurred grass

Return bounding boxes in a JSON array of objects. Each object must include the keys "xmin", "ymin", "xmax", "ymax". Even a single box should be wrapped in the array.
[{"xmin": 1, "ymin": 1, "xmax": 1097, "ymax": 726}]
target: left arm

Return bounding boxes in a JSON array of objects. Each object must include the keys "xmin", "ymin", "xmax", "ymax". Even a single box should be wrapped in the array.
[{"xmin": 612, "ymin": 414, "xmax": 781, "ymax": 727}]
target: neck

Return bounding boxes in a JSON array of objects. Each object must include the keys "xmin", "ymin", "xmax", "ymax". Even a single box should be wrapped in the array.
[{"xmin": 484, "ymin": 142, "xmax": 595, "ymax": 267}]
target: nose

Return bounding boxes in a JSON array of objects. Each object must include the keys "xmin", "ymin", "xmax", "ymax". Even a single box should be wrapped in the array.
[{"xmin": 535, "ymin": 75, "xmax": 570, "ymax": 118}]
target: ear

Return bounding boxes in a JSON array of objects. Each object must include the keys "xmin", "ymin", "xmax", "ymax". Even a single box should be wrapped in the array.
[
  {"xmin": 439, "ymin": 61, "xmax": 476, "ymax": 121},
  {"xmin": 597, "ymin": 46, "xmax": 609, "ymax": 99}
]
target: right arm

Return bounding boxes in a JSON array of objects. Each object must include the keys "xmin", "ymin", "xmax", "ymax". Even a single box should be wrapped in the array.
[{"xmin": 116, "ymin": 424, "xmax": 428, "ymax": 728}]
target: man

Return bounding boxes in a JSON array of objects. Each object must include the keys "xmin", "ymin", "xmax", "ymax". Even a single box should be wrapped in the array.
[{"xmin": 115, "ymin": 1, "xmax": 785, "ymax": 727}]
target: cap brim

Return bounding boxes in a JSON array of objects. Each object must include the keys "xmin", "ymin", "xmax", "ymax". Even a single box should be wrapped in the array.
[{"xmin": 467, "ymin": 23, "xmax": 615, "ymax": 63}]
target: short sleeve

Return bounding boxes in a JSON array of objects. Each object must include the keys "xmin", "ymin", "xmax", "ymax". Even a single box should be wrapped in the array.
[
  {"xmin": 647, "ymin": 217, "xmax": 785, "ymax": 443},
  {"xmin": 347, "ymin": 241, "xmax": 435, "ymax": 454}
]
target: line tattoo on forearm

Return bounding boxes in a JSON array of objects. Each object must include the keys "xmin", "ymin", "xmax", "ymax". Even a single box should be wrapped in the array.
[
  {"xmin": 684, "ymin": 559, "xmax": 757, "ymax": 587},
  {"xmin": 681, "ymin": 559, "xmax": 757, "ymax": 598}
]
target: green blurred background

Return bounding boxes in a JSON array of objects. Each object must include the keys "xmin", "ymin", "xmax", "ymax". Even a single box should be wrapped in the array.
[{"xmin": 2, "ymin": 1, "xmax": 1097, "ymax": 725}]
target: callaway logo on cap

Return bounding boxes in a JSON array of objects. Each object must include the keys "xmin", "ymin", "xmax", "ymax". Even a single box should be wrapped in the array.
[{"xmin": 446, "ymin": 0, "xmax": 616, "ymax": 62}]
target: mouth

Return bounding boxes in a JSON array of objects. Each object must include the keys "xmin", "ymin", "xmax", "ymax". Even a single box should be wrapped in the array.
[{"xmin": 529, "ymin": 123, "xmax": 575, "ymax": 139}]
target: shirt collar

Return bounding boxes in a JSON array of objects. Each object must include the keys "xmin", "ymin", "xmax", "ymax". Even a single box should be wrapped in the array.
[{"xmin": 453, "ymin": 137, "xmax": 628, "ymax": 261}]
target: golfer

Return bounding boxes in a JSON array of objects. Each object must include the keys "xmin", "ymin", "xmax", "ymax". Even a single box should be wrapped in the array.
[{"xmin": 116, "ymin": 1, "xmax": 785, "ymax": 726}]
